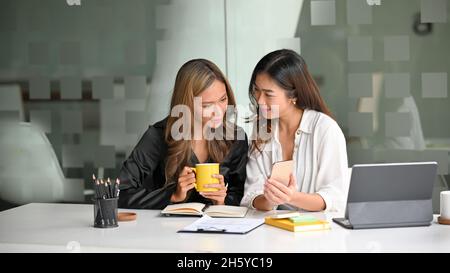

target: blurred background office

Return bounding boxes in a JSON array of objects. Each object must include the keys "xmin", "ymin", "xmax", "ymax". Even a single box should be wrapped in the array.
[{"xmin": 0, "ymin": 0, "xmax": 449, "ymax": 212}]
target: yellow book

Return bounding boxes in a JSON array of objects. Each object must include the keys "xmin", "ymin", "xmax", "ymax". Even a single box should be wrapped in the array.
[{"xmin": 264, "ymin": 216, "xmax": 331, "ymax": 232}]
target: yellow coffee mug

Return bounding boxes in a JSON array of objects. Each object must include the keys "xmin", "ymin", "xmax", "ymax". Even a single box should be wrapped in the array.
[{"xmin": 191, "ymin": 163, "xmax": 220, "ymax": 192}]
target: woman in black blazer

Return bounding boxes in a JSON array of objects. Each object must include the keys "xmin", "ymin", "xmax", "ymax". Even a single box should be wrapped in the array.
[{"xmin": 118, "ymin": 59, "xmax": 248, "ymax": 209}]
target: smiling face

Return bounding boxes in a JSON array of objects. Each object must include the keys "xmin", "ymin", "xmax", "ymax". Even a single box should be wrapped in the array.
[
  {"xmin": 195, "ymin": 79, "xmax": 229, "ymax": 129},
  {"xmin": 252, "ymin": 73, "xmax": 295, "ymax": 120}
]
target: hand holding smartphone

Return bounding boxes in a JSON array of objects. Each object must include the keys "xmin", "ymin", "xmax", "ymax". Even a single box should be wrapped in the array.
[{"xmin": 269, "ymin": 160, "xmax": 293, "ymax": 186}]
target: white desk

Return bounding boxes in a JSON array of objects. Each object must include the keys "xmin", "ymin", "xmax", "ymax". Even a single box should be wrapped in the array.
[{"xmin": 0, "ymin": 203, "xmax": 449, "ymax": 253}]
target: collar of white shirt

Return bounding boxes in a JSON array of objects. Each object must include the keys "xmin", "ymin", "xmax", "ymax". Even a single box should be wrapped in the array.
[{"xmin": 273, "ymin": 108, "xmax": 315, "ymax": 144}]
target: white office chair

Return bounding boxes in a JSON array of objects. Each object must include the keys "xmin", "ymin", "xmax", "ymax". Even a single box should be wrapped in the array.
[
  {"xmin": 0, "ymin": 122, "xmax": 84, "ymax": 205},
  {"xmin": 0, "ymin": 84, "xmax": 25, "ymax": 122}
]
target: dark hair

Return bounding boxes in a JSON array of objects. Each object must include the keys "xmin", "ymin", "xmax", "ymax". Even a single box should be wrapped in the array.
[{"xmin": 249, "ymin": 49, "xmax": 333, "ymax": 152}]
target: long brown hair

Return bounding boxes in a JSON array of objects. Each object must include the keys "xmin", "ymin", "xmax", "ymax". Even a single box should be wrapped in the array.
[
  {"xmin": 249, "ymin": 49, "xmax": 333, "ymax": 153},
  {"xmin": 164, "ymin": 59, "xmax": 237, "ymax": 184}
]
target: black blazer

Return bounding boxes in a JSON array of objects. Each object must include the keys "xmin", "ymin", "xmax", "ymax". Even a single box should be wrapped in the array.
[{"xmin": 118, "ymin": 118, "xmax": 248, "ymax": 209}]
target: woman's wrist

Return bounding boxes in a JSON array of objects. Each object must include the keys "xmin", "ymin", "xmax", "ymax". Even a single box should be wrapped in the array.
[
  {"xmin": 287, "ymin": 191, "xmax": 301, "ymax": 207},
  {"xmin": 170, "ymin": 191, "xmax": 185, "ymax": 203},
  {"xmin": 288, "ymin": 192, "xmax": 326, "ymax": 211},
  {"xmin": 213, "ymin": 200, "xmax": 225, "ymax": 205},
  {"xmin": 253, "ymin": 195, "xmax": 275, "ymax": 211},
  {"xmin": 170, "ymin": 193, "xmax": 179, "ymax": 203}
]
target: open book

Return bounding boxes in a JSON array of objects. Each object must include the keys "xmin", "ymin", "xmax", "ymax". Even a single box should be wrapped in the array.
[{"xmin": 161, "ymin": 202, "xmax": 248, "ymax": 218}]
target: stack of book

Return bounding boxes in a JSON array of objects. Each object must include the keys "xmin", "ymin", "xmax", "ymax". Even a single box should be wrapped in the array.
[{"xmin": 265, "ymin": 213, "xmax": 330, "ymax": 232}]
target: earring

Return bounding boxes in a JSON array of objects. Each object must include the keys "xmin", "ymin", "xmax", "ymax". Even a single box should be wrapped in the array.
[{"xmin": 292, "ymin": 100, "xmax": 297, "ymax": 105}]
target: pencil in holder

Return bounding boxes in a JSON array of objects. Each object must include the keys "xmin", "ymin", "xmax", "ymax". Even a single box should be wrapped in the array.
[{"xmin": 93, "ymin": 197, "xmax": 119, "ymax": 228}]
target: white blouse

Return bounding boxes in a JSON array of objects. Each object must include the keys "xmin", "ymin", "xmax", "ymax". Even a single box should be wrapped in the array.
[{"xmin": 240, "ymin": 109, "xmax": 349, "ymax": 212}]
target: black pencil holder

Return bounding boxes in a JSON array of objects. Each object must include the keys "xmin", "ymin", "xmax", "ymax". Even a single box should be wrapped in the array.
[{"xmin": 93, "ymin": 198, "xmax": 119, "ymax": 228}]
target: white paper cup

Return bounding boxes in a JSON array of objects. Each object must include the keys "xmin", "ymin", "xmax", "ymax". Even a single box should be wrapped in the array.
[{"xmin": 440, "ymin": 191, "xmax": 450, "ymax": 220}]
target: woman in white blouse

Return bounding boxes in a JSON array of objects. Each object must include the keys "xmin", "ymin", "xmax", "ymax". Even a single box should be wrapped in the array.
[{"xmin": 241, "ymin": 49, "xmax": 349, "ymax": 212}]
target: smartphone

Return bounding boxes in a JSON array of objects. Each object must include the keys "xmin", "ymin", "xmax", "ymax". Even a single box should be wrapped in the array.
[{"xmin": 269, "ymin": 160, "xmax": 293, "ymax": 186}]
